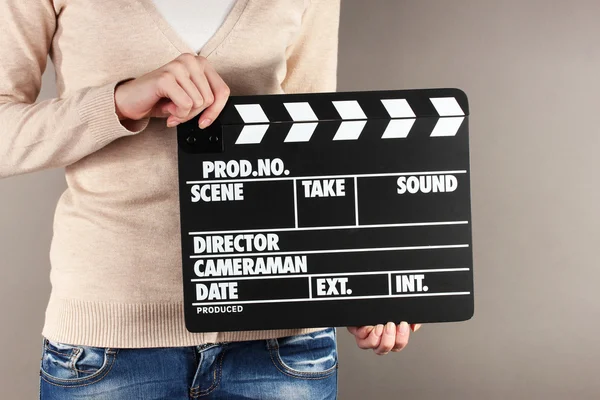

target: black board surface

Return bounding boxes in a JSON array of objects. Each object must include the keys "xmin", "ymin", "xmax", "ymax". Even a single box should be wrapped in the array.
[{"xmin": 177, "ymin": 88, "xmax": 473, "ymax": 332}]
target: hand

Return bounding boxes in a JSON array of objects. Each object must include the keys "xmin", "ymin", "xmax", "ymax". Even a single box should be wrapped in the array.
[
  {"xmin": 114, "ymin": 53, "xmax": 230, "ymax": 129},
  {"xmin": 347, "ymin": 322, "xmax": 422, "ymax": 355}
]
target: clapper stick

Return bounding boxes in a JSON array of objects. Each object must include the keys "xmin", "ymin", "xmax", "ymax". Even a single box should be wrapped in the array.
[{"xmin": 177, "ymin": 88, "xmax": 473, "ymax": 333}]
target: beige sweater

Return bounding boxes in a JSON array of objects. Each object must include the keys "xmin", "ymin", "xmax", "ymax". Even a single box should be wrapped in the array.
[{"xmin": 0, "ymin": 0, "xmax": 340, "ymax": 348}]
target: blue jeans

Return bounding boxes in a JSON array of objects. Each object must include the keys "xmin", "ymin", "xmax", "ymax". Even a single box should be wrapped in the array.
[{"xmin": 39, "ymin": 328, "xmax": 338, "ymax": 399}]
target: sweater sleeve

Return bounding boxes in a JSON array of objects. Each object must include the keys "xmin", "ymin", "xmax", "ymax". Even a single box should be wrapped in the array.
[
  {"xmin": 281, "ymin": 0, "xmax": 341, "ymax": 94},
  {"xmin": 0, "ymin": 0, "xmax": 150, "ymax": 178}
]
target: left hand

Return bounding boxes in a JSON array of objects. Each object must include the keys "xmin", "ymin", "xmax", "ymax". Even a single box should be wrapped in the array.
[{"xmin": 347, "ymin": 322, "xmax": 422, "ymax": 355}]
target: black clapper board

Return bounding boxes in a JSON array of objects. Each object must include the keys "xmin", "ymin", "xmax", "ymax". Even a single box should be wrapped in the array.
[{"xmin": 177, "ymin": 88, "xmax": 473, "ymax": 333}]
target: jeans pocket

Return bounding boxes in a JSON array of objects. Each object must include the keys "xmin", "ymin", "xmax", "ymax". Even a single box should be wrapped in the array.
[
  {"xmin": 40, "ymin": 338, "xmax": 117, "ymax": 387},
  {"xmin": 267, "ymin": 328, "xmax": 338, "ymax": 380}
]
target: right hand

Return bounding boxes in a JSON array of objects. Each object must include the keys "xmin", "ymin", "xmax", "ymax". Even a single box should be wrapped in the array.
[
  {"xmin": 347, "ymin": 322, "xmax": 421, "ymax": 356},
  {"xmin": 114, "ymin": 53, "xmax": 230, "ymax": 129}
]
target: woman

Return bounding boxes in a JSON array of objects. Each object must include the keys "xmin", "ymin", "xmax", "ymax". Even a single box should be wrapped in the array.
[{"xmin": 0, "ymin": 0, "xmax": 419, "ymax": 398}]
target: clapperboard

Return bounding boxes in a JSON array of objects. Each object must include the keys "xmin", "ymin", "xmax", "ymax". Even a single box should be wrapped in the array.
[{"xmin": 176, "ymin": 88, "xmax": 473, "ymax": 332}]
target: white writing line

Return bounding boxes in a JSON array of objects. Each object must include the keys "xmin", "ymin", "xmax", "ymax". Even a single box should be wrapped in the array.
[
  {"xmin": 189, "ymin": 220, "xmax": 469, "ymax": 235},
  {"xmin": 186, "ymin": 170, "xmax": 467, "ymax": 185},
  {"xmin": 354, "ymin": 176, "xmax": 359, "ymax": 226},
  {"xmin": 190, "ymin": 267, "xmax": 469, "ymax": 282},
  {"xmin": 190, "ymin": 244, "xmax": 469, "ymax": 259},
  {"xmin": 293, "ymin": 178, "xmax": 298, "ymax": 228},
  {"xmin": 192, "ymin": 291, "xmax": 471, "ymax": 306}
]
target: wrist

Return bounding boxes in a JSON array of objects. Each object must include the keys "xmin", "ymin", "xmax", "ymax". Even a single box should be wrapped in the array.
[{"xmin": 114, "ymin": 79, "xmax": 134, "ymax": 121}]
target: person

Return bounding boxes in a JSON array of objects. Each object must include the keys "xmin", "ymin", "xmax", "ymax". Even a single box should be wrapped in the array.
[{"xmin": 0, "ymin": 0, "xmax": 420, "ymax": 398}]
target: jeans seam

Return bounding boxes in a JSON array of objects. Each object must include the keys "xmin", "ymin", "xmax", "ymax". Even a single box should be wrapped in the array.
[
  {"xmin": 43, "ymin": 346, "xmax": 74, "ymax": 358},
  {"xmin": 74, "ymin": 368, "xmax": 100, "ymax": 374},
  {"xmin": 70, "ymin": 348, "xmax": 81, "ymax": 378},
  {"xmin": 39, "ymin": 338, "xmax": 44, "ymax": 400},
  {"xmin": 189, "ymin": 347, "xmax": 227, "ymax": 398},
  {"xmin": 40, "ymin": 351, "xmax": 118, "ymax": 388},
  {"xmin": 267, "ymin": 340, "xmax": 338, "ymax": 381}
]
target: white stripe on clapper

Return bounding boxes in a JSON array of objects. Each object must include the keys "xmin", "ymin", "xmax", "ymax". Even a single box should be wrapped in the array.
[
  {"xmin": 284, "ymin": 102, "xmax": 319, "ymax": 143},
  {"xmin": 284, "ymin": 102, "xmax": 318, "ymax": 122},
  {"xmin": 430, "ymin": 98, "xmax": 464, "ymax": 117},
  {"xmin": 234, "ymin": 104, "xmax": 270, "ymax": 123},
  {"xmin": 333, "ymin": 121, "xmax": 367, "ymax": 141},
  {"xmin": 332, "ymin": 100, "xmax": 367, "ymax": 141},
  {"xmin": 430, "ymin": 118, "xmax": 464, "ymax": 137},
  {"xmin": 234, "ymin": 104, "xmax": 270, "ymax": 144},
  {"xmin": 381, "ymin": 99, "xmax": 415, "ymax": 118},
  {"xmin": 382, "ymin": 119, "xmax": 416, "ymax": 139},
  {"xmin": 236, "ymin": 125, "xmax": 269, "ymax": 144},
  {"xmin": 284, "ymin": 123, "xmax": 318, "ymax": 142},
  {"xmin": 381, "ymin": 99, "xmax": 416, "ymax": 139},
  {"xmin": 430, "ymin": 97, "xmax": 465, "ymax": 137}
]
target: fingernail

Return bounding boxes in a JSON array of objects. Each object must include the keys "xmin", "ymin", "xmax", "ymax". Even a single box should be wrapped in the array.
[
  {"xmin": 399, "ymin": 322, "xmax": 409, "ymax": 335},
  {"xmin": 385, "ymin": 322, "xmax": 395, "ymax": 334},
  {"xmin": 375, "ymin": 324, "xmax": 384, "ymax": 337},
  {"xmin": 199, "ymin": 119, "xmax": 212, "ymax": 129},
  {"xmin": 167, "ymin": 121, "xmax": 180, "ymax": 128}
]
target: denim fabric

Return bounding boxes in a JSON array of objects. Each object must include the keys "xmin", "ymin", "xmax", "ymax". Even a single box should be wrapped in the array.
[{"xmin": 40, "ymin": 328, "xmax": 338, "ymax": 399}]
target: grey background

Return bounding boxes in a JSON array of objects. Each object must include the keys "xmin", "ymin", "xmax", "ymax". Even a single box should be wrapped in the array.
[{"xmin": 1, "ymin": 0, "xmax": 599, "ymax": 398}]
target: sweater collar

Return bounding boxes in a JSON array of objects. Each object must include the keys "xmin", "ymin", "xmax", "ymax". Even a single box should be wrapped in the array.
[{"xmin": 138, "ymin": 0, "xmax": 249, "ymax": 58}]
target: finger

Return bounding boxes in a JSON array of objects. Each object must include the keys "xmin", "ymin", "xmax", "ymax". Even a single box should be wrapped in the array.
[
  {"xmin": 185, "ymin": 57, "xmax": 214, "ymax": 111},
  {"xmin": 198, "ymin": 65, "xmax": 230, "ymax": 128},
  {"xmin": 192, "ymin": 73, "xmax": 214, "ymax": 126},
  {"xmin": 180, "ymin": 63, "xmax": 211, "ymax": 111},
  {"xmin": 156, "ymin": 73, "xmax": 193, "ymax": 122},
  {"xmin": 151, "ymin": 98, "xmax": 175, "ymax": 119},
  {"xmin": 351, "ymin": 326, "xmax": 374, "ymax": 340},
  {"xmin": 174, "ymin": 54, "xmax": 207, "ymax": 108},
  {"xmin": 411, "ymin": 324, "xmax": 422, "ymax": 332},
  {"xmin": 356, "ymin": 324, "xmax": 383, "ymax": 350},
  {"xmin": 166, "ymin": 104, "xmax": 206, "ymax": 126},
  {"xmin": 161, "ymin": 101, "xmax": 197, "ymax": 126},
  {"xmin": 374, "ymin": 322, "xmax": 396, "ymax": 355},
  {"xmin": 392, "ymin": 321, "xmax": 410, "ymax": 352},
  {"xmin": 166, "ymin": 113, "xmax": 188, "ymax": 127},
  {"xmin": 175, "ymin": 74, "xmax": 204, "ymax": 110},
  {"xmin": 180, "ymin": 56, "xmax": 215, "ymax": 127},
  {"xmin": 167, "ymin": 56, "xmax": 204, "ymax": 109}
]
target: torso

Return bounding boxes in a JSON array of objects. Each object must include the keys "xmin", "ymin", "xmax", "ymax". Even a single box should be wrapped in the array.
[{"xmin": 45, "ymin": 0, "xmax": 324, "ymax": 346}]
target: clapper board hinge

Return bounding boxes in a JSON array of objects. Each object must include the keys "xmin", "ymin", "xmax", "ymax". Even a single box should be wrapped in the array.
[
  {"xmin": 222, "ymin": 116, "xmax": 422, "ymax": 126},
  {"xmin": 178, "ymin": 119, "xmax": 224, "ymax": 154},
  {"xmin": 230, "ymin": 117, "xmax": 466, "ymax": 144}
]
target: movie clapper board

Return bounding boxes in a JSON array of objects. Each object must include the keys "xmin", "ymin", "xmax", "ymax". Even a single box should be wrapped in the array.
[{"xmin": 177, "ymin": 88, "xmax": 474, "ymax": 332}]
